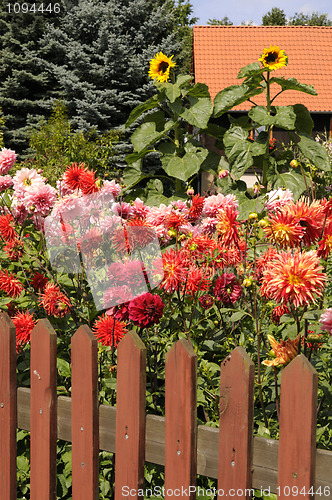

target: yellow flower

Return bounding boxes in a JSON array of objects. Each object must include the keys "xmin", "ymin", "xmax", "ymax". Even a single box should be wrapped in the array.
[
  {"xmin": 262, "ymin": 333, "xmax": 300, "ymax": 367},
  {"xmin": 259, "ymin": 45, "xmax": 288, "ymax": 71},
  {"xmin": 148, "ymin": 52, "xmax": 176, "ymax": 82}
]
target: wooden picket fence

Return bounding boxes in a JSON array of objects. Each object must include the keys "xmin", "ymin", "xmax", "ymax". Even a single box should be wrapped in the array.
[{"xmin": 0, "ymin": 312, "xmax": 332, "ymax": 499}]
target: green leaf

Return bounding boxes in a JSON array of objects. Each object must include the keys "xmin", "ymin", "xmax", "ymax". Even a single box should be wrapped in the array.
[
  {"xmin": 223, "ymin": 126, "xmax": 266, "ymax": 179},
  {"xmin": 248, "ymin": 106, "xmax": 275, "ymax": 126},
  {"xmin": 131, "ymin": 119, "xmax": 175, "ymax": 152},
  {"xmin": 17, "ymin": 455, "xmax": 29, "ymax": 473},
  {"xmin": 164, "ymin": 82, "xmax": 182, "ymax": 103},
  {"xmin": 293, "ymin": 104, "xmax": 314, "ymax": 135},
  {"xmin": 125, "ymin": 93, "xmax": 164, "ymax": 127},
  {"xmin": 145, "ymin": 194, "xmax": 171, "ymax": 207},
  {"xmin": 297, "ymin": 133, "xmax": 330, "ymax": 171},
  {"xmin": 272, "ymin": 171, "xmax": 310, "ymax": 199},
  {"xmin": 237, "ymin": 196, "xmax": 265, "ymax": 220},
  {"xmin": 123, "ymin": 160, "xmax": 146, "ymax": 188},
  {"xmin": 237, "ymin": 62, "xmax": 261, "ymax": 79},
  {"xmin": 179, "ymin": 96, "xmax": 213, "ymax": 129},
  {"xmin": 274, "ymin": 106, "xmax": 297, "ymax": 130},
  {"xmin": 201, "ymin": 122, "xmax": 226, "ymax": 140},
  {"xmin": 214, "ymin": 84, "xmax": 264, "ymax": 117},
  {"xmin": 187, "ymin": 82, "xmax": 211, "ymax": 99},
  {"xmin": 57, "ymin": 358, "xmax": 71, "ymax": 378},
  {"xmin": 176, "ymin": 74, "xmax": 193, "ymax": 87},
  {"xmin": 162, "ymin": 152, "xmax": 204, "ymax": 181},
  {"xmin": 270, "ymin": 76, "xmax": 317, "ymax": 95}
]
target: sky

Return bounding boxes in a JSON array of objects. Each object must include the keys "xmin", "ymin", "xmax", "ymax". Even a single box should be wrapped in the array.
[{"xmin": 189, "ymin": 0, "xmax": 332, "ymax": 26}]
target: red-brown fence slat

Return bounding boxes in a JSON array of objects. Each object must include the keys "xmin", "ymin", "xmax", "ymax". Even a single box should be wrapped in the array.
[
  {"xmin": 0, "ymin": 313, "xmax": 17, "ymax": 500},
  {"xmin": 115, "ymin": 332, "xmax": 146, "ymax": 500},
  {"xmin": 30, "ymin": 319, "xmax": 57, "ymax": 500},
  {"xmin": 278, "ymin": 354, "xmax": 318, "ymax": 499},
  {"xmin": 165, "ymin": 339, "xmax": 197, "ymax": 499},
  {"xmin": 218, "ymin": 347, "xmax": 255, "ymax": 500},
  {"xmin": 71, "ymin": 325, "xmax": 99, "ymax": 500}
]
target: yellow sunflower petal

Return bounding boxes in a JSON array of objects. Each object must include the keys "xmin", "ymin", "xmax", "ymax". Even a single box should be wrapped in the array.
[
  {"xmin": 148, "ymin": 52, "xmax": 176, "ymax": 82},
  {"xmin": 259, "ymin": 45, "xmax": 288, "ymax": 71}
]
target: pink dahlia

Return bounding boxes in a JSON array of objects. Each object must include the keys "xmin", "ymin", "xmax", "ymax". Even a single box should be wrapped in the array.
[
  {"xmin": 0, "ymin": 148, "xmax": 17, "ymax": 175},
  {"xmin": 265, "ymin": 188, "xmax": 293, "ymax": 211},
  {"xmin": 128, "ymin": 292, "xmax": 165, "ymax": 328},
  {"xmin": 214, "ymin": 273, "xmax": 242, "ymax": 305},
  {"xmin": 13, "ymin": 168, "xmax": 44, "ymax": 199},
  {"xmin": 203, "ymin": 193, "xmax": 238, "ymax": 217},
  {"xmin": 23, "ymin": 183, "xmax": 57, "ymax": 216},
  {"xmin": 320, "ymin": 308, "xmax": 332, "ymax": 335},
  {"xmin": 0, "ymin": 175, "xmax": 13, "ymax": 192},
  {"xmin": 100, "ymin": 179, "xmax": 122, "ymax": 199}
]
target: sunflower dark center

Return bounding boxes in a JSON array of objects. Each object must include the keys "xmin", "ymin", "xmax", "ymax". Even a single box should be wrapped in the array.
[
  {"xmin": 266, "ymin": 52, "xmax": 278, "ymax": 63},
  {"xmin": 158, "ymin": 61, "xmax": 169, "ymax": 73}
]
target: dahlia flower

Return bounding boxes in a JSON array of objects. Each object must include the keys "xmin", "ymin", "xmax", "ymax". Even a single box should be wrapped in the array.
[
  {"xmin": 262, "ymin": 333, "xmax": 300, "ymax": 367},
  {"xmin": 203, "ymin": 193, "xmax": 238, "ymax": 217},
  {"xmin": 320, "ymin": 308, "xmax": 332, "ymax": 335},
  {"xmin": 264, "ymin": 211, "xmax": 304, "ymax": 249},
  {"xmin": 216, "ymin": 207, "xmax": 240, "ymax": 246},
  {"xmin": 214, "ymin": 273, "xmax": 242, "ymax": 305},
  {"xmin": 0, "ymin": 175, "xmax": 13, "ymax": 191},
  {"xmin": 62, "ymin": 162, "xmax": 87, "ymax": 191},
  {"xmin": 260, "ymin": 250, "xmax": 326, "ymax": 307},
  {"xmin": 39, "ymin": 282, "xmax": 71, "ymax": 317},
  {"xmin": 0, "ymin": 214, "xmax": 18, "ymax": 242},
  {"xmin": 128, "ymin": 292, "xmax": 165, "ymax": 328},
  {"xmin": 13, "ymin": 168, "xmax": 44, "ymax": 199},
  {"xmin": 0, "ymin": 148, "xmax": 17, "ymax": 175},
  {"xmin": 12, "ymin": 310, "xmax": 37, "ymax": 353},
  {"xmin": 265, "ymin": 188, "xmax": 293, "ymax": 211},
  {"xmin": 92, "ymin": 314, "xmax": 127, "ymax": 347},
  {"xmin": 23, "ymin": 183, "xmax": 57, "ymax": 216},
  {"xmin": 0, "ymin": 270, "xmax": 24, "ymax": 298}
]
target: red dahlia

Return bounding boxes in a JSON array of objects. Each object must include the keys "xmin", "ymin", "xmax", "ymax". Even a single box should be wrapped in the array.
[
  {"xmin": 80, "ymin": 170, "xmax": 101, "ymax": 195},
  {"xmin": 0, "ymin": 270, "xmax": 24, "ymax": 298},
  {"xmin": 62, "ymin": 162, "xmax": 87, "ymax": 191},
  {"xmin": 12, "ymin": 310, "xmax": 37, "ymax": 353},
  {"xmin": 92, "ymin": 314, "xmax": 127, "ymax": 347},
  {"xmin": 128, "ymin": 292, "xmax": 165, "ymax": 328},
  {"xmin": 31, "ymin": 272, "xmax": 49, "ymax": 291},
  {"xmin": 39, "ymin": 282, "xmax": 71, "ymax": 317},
  {"xmin": 0, "ymin": 214, "xmax": 18, "ymax": 242},
  {"xmin": 214, "ymin": 273, "xmax": 242, "ymax": 305}
]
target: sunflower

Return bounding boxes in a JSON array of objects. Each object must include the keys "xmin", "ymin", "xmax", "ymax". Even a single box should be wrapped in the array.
[
  {"xmin": 148, "ymin": 52, "xmax": 176, "ymax": 82},
  {"xmin": 259, "ymin": 45, "xmax": 288, "ymax": 71}
]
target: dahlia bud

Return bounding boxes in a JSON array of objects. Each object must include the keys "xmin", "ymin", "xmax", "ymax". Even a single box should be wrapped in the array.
[
  {"xmin": 258, "ymin": 219, "xmax": 269, "ymax": 228},
  {"xmin": 290, "ymin": 159, "xmax": 299, "ymax": 168},
  {"xmin": 186, "ymin": 187, "xmax": 194, "ymax": 196},
  {"xmin": 29, "ymin": 205, "xmax": 35, "ymax": 212},
  {"xmin": 37, "ymin": 168, "xmax": 43, "ymax": 174},
  {"xmin": 167, "ymin": 229, "xmax": 177, "ymax": 238},
  {"xmin": 249, "ymin": 212, "xmax": 258, "ymax": 220},
  {"xmin": 243, "ymin": 278, "xmax": 252, "ymax": 288},
  {"xmin": 218, "ymin": 169, "xmax": 229, "ymax": 179},
  {"xmin": 253, "ymin": 183, "xmax": 264, "ymax": 194},
  {"xmin": 189, "ymin": 243, "xmax": 198, "ymax": 251}
]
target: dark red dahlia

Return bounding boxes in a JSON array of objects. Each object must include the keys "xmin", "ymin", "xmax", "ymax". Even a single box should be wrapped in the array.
[
  {"xmin": 128, "ymin": 292, "xmax": 165, "ymax": 328},
  {"xmin": 214, "ymin": 273, "xmax": 242, "ymax": 305}
]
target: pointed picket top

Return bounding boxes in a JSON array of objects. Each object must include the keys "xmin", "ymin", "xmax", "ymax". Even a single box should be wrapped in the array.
[
  {"xmin": 278, "ymin": 353, "xmax": 318, "ymax": 499},
  {"xmin": 0, "ymin": 311, "xmax": 17, "ymax": 500},
  {"xmin": 218, "ymin": 347, "xmax": 255, "ymax": 499},
  {"xmin": 165, "ymin": 339, "xmax": 197, "ymax": 500},
  {"xmin": 115, "ymin": 332, "xmax": 146, "ymax": 500},
  {"xmin": 71, "ymin": 324, "xmax": 99, "ymax": 500}
]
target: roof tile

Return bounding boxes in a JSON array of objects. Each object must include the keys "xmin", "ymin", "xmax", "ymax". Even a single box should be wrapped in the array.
[{"xmin": 193, "ymin": 25, "xmax": 332, "ymax": 112}]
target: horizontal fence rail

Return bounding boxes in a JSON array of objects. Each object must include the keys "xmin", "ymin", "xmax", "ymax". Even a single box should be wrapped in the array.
[{"xmin": 1, "ymin": 312, "xmax": 332, "ymax": 499}]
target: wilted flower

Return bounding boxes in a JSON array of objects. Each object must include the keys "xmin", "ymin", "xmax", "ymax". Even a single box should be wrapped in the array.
[{"xmin": 262, "ymin": 333, "xmax": 300, "ymax": 367}]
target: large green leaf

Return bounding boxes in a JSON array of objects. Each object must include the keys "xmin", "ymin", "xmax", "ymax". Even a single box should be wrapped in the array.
[
  {"xmin": 162, "ymin": 152, "xmax": 204, "ymax": 181},
  {"xmin": 131, "ymin": 119, "xmax": 175, "ymax": 152},
  {"xmin": 178, "ymin": 96, "xmax": 213, "ymax": 129},
  {"xmin": 123, "ymin": 160, "xmax": 146, "ymax": 188},
  {"xmin": 125, "ymin": 93, "xmax": 164, "ymax": 127},
  {"xmin": 297, "ymin": 133, "xmax": 330, "ymax": 171},
  {"xmin": 293, "ymin": 104, "xmax": 314, "ymax": 135},
  {"xmin": 187, "ymin": 82, "xmax": 211, "ymax": 99},
  {"xmin": 274, "ymin": 106, "xmax": 297, "ymax": 130},
  {"xmin": 248, "ymin": 106, "xmax": 275, "ymax": 126},
  {"xmin": 272, "ymin": 171, "xmax": 310, "ymax": 199},
  {"xmin": 176, "ymin": 74, "xmax": 193, "ymax": 87},
  {"xmin": 237, "ymin": 196, "xmax": 265, "ymax": 220},
  {"xmin": 237, "ymin": 62, "xmax": 261, "ymax": 79},
  {"xmin": 164, "ymin": 82, "xmax": 182, "ymax": 103},
  {"xmin": 270, "ymin": 77, "xmax": 317, "ymax": 96},
  {"xmin": 214, "ymin": 84, "xmax": 264, "ymax": 117}
]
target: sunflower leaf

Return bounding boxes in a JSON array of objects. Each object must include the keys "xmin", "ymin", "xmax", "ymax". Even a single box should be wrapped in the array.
[
  {"xmin": 248, "ymin": 106, "xmax": 275, "ymax": 127},
  {"xmin": 270, "ymin": 77, "xmax": 317, "ymax": 96},
  {"xmin": 237, "ymin": 62, "xmax": 261, "ymax": 79},
  {"xmin": 178, "ymin": 96, "xmax": 213, "ymax": 129},
  {"xmin": 162, "ymin": 151, "xmax": 206, "ymax": 181},
  {"xmin": 293, "ymin": 104, "xmax": 314, "ymax": 135},
  {"xmin": 213, "ymin": 84, "xmax": 264, "ymax": 117},
  {"xmin": 272, "ymin": 171, "xmax": 310, "ymax": 199},
  {"xmin": 125, "ymin": 93, "xmax": 164, "ymax": 128},
  {"xmin": 297, "ymin": 133, "xmax": 330, "ymax": 171},
  {"xmin": 164, "ymin": 83, "xmax": 182, "ymax": 103},
  {"xmin": 131, "ymin": 119, "xmax": 175, "ymax": 152},
  {"xmin": 223, "ymin": 126, "xmax": 266, "ymax": 179},
  {"xmin": 274, "ymin": 106, "xmax": 297, "ymax": 130},
  {"xmin": 176, "ymin": 74, "xmax": 194, "ymax": 87},
  {"xmin": 123, "ymin": 160, "xmax": 147, "ymax": 188}
]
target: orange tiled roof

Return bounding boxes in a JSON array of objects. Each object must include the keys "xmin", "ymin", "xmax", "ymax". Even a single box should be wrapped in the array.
[{"xmin": 193, "ymin": 25, "xmax": 332, "ymax": 112}]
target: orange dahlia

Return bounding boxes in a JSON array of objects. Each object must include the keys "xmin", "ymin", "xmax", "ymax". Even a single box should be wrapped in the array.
[
  {"xmin": 80, "ymin": 170, "xmax": 101, "ymax": 195},
  {"xmin": 216, "ymin": 207, "xmax": 240, "ymax": 246},
  {"xmin": 264, "ymin": 211, "xmax": 304, "ymax": 249},
  {"xmin": 92, "ymin": 314, "xmax": 127, "ymax": 347},
  {"xmin": 62, "ymin": 162, "xmax": 87, "ymax": 191},
  {"xmin": 262, "ymin": 333, "xmax": 300, "ymax": 367},
  {"xmin": 284, "ymin": 199, "xmax": 324, "ymax": 246},
  {"xmin": 260, "ymin": 250, "xmax": 326, "ymax": 307},
  {"xmin": 317, "ymin": 219, "xmax": 332, "ymax": 259}
]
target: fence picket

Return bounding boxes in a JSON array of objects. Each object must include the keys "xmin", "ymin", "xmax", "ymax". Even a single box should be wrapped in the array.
[
  {"xmin": 278, "ymin": 354, "xmax": 318, "ymax": 500},
  {"xmin": 30, "ymin": 319, "xmax": 57, "ymax": 500},
  {"xmin": 115, "ymin": 332, "xmax": 146, "ymax": 500},
  {"xmin": 218, "ymin": 347, "xmax": 255, "ymax": 500},
  {"xmin": 71, "ymin": 325, "xmax": 99, "ymax": 500},
  {"xmin": 165, "ymin": 339, "xmax": 197, "ymax": 499},
  {"xmin": 0, "ymin": 313, "xmax": 17, "ymax": 500}
]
